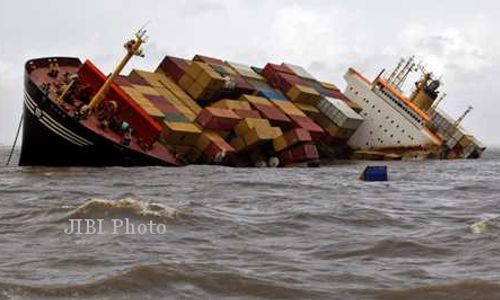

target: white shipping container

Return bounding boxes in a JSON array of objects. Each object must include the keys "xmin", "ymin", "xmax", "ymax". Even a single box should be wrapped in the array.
[
  {"xmin": 226, "ymin": 61, "xmax": 264, "ymax": 81},
  {"xmin": 318, "ymin": 97, "xmax": 364, "ymax": 130},
  {"xmin": 282, "ymin": 63, "xmax": 316, "ymax": 81}
]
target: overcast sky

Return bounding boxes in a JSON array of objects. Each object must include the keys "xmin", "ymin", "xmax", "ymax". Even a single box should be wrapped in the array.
[{"xmin": 1, "ymin": 0, "xmax": 498, "ymax": 145}]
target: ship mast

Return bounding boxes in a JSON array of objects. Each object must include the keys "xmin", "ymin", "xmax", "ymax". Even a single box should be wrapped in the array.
[
  {"xmin": 454, "ymin": 106, "xmax": 473, "ymax": 127},
  {"xmin": 392, "ymin": 56, "xmax": 416, "ymax": 91},
  {"xmin": 86, "ymin": 28, "xmax": 148, "ymax": 110},
  {"xmin": 429, "ymin": 92, "xmax": 447, "ymax": 112},
  {"xmin": 386, "ymin": 58, "xmax": 404, "ymax": 86}
]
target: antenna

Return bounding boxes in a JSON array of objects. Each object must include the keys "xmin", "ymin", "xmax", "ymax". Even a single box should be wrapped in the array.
[
  {"xmin": 386, "ymin": 57, "xmax": 405, "ymax": 85},
  {"xmin": 135, "ymin": 21, "xmax": 150, "ymax": 43},
  {"xmin": 392, "ymin": 55, "xmax": 416, "ymax": 90}
]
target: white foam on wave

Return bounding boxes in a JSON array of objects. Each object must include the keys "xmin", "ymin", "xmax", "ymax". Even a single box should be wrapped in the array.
[
  {"xmin": 470, "ymin": 214, "xmax": 500, "ymax": 234},
  {"xmin": 69, "ymin": 198, "xmax": 179, "ymax": 219}
]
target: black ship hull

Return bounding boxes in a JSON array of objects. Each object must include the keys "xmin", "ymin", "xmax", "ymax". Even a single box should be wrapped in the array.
[{"xmin": 19, "ymin": 64, "xmax": 174, "ymax": 167}]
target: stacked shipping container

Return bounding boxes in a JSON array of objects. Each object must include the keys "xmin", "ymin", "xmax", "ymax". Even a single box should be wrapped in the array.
[{"xmin": 110, "ymin": 54, "xmax": 364, "ymax": 166}]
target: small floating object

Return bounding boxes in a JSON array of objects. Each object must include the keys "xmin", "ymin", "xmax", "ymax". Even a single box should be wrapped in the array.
[
  {"xmin": 470, "ymin": 220, "xmax": 490, "ymax": 234},
  {"xmin": 360, "ymin": 166, "xmax": 388, "ymax": 182}
]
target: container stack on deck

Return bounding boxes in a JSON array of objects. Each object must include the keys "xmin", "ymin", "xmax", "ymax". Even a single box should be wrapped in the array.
[{"xmin": 113, "ymin": 54, "xmax": 364, "ymax": 167}]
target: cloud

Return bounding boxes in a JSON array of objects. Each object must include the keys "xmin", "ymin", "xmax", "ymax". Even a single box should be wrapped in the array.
[
  {"xmin": 0, "ymin": 0, "xmax": 498, "ymax": 146},
  {"xmin": 399, "ymin": 26, "xmax": 492, "ymax": 74}
]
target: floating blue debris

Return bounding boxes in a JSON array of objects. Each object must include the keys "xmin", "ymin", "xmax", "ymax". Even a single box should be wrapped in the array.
[{"xmin": 361, "ymin": 166, "xmax": 388, "ymax": 182}]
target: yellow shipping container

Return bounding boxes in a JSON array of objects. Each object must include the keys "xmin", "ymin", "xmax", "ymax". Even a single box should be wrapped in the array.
[
  {"xmin": 234, "ymin": 118, "xmax": 272, "ymax": 136},
  {"xmin": 153, "ymin": 72, "xmax": 178, "ymax": 89},
  {"xmin": 177, "ymin": 96, "xmax": 202, "ymax": 115},
  {"xmin": 197, "ymin": 69, "xmax": 225, "ymax": 90},
  {"xmin": 163, "ymin": 121, "xmax": 202, "ymax": 145},
  {"xmin": 243, "ymin": 127, "xmax": 282, "ymax": 148},
  {"xmin": 120, "ymin": 86, "xmax": 142, "ymax": 97},
  {"xmin": 178, "ymin": 73, "xmax": 195, "ymax": 91},
  {"xmin": 271, "ymin": 100, "xmax": 306, "ymax": 116},
  {"xmin": 186, "ymin": 61, "xmax": 204, "ymax": 79},
  {"xmin": 133, "ymin": 84, "xmax": 161, "ymax": 96},
  {"xmin": 212, "ymin": 99, "xmax": 252, "ymax": 110},
  {"xmin": 187, "ymin": 82, "xmax": 205, "ymax": 100},
  {"xmin": 130, "ymin": 70, "xmax": 164, "ymax": 88},
  {"xmin": 230, "ymin": 136, "xmax": 246, "ymax": 152},
  {"xmin": 239, "ymin": 94, "xmax": 271, "ymax": 106},
  {"xmin": 287, "ymin": 84, "xmax": 321, "ymax": 105},
  {"xmin": 295, "ymin": 103, "xmax": 320, "ymax": 115},
  {"xmin": 142, "ymin": 105, "xmax": 164, "ymax": 117},
  {"xmin": 195, "ymin": 130, "xmax": 225, "ymax": 151},
  {"xmin": 272, "ymin": 134, "xmax": 289, "ymax": 152}
]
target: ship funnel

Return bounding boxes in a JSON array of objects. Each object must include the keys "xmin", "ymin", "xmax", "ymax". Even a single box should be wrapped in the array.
[{"xmin": 410, "ymin": 73, "xmax": 440, "ymax": 112}]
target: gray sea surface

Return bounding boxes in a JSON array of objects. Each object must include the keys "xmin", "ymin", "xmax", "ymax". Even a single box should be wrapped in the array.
[{"xmin": 1, "ymin": 147, "xmax": 500, "ymax": 300}]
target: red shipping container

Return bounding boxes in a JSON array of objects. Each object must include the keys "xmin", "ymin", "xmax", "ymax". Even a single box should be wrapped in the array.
[
  {"xmin": 291, "ymin": 144, "xmax": 319, "ymax": 161},
  {"xmin": 284, "ymin": 128, "xmax": 313, "ymax": 145},
  {"xmin": 289, "ymin": 115, "xmax": 325, "ymax": 140},
  {"xmin": 234, "ymin": 76, "xmax": 257, "ymax": 95},
  {"xmin": 251, "ymin": 103, "xmax": 291, "ymax": 128},
  {"xmin": 145, "ymin": 95, "xmax": 179, "ymax": 114},
  {"xmin": 261, "ymin": 63, "xmax": 295, "ymax": 80},
  {"xmin": 193, "ymin": 54, "xmax": 225, "ymax": 66},
  {"xmin": 279, "ymin": 143, "xmax": 319, "ymax": 165},
  {"xmin": 196, "ymin": 107, "xmax": 241, "ymax": 131},
  {"xmin": 203, "ymin": 139, "xmax": 235, "ymax": 161},
  {"xmin": 327, "ymin": 89, "xmax": 350, "ymax": 102},
  {"xmin": 127, "ymin": 71, "xmax": 150, "ymax": 86},
  {"xmin": 233, "ymin": 109, "xmax": 261, "ymax": 119},
  {"xmin": 115, "ymin": 75, "xmax": 133, "ymax": 87},
  {"xmin": 269, "ymin": 72, "xmax": 303, "ymax": 93},
  {"xmin": 157, "ymin": 56, "xmax": 190, "ymax": 82}
]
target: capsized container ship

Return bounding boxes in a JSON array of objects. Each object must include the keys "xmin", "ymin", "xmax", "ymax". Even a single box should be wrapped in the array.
[{"xmin": 18, "ymin": 30, "xmax": 485, "ymax": 167}]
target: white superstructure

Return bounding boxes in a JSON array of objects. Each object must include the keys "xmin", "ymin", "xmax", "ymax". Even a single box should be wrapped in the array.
[{"xmin": 343, "ymin": 68, "xmax": 441, "ymax": 150}]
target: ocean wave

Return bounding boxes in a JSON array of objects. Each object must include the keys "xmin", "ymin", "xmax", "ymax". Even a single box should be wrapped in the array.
[
  {"xmin": 353, "ymin": 279, "xmax": 500, "ymax": 300},
  {"xmin": 313, "ymin": 239, "xmax": 453, "ymax": 260},
  {"xmin": 64, "ymin": 198, "xmax": 181, "ymax": 222},
  {"xmin": 0, "ymin": 263, "xmax": 328, "ymax": 299}
]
